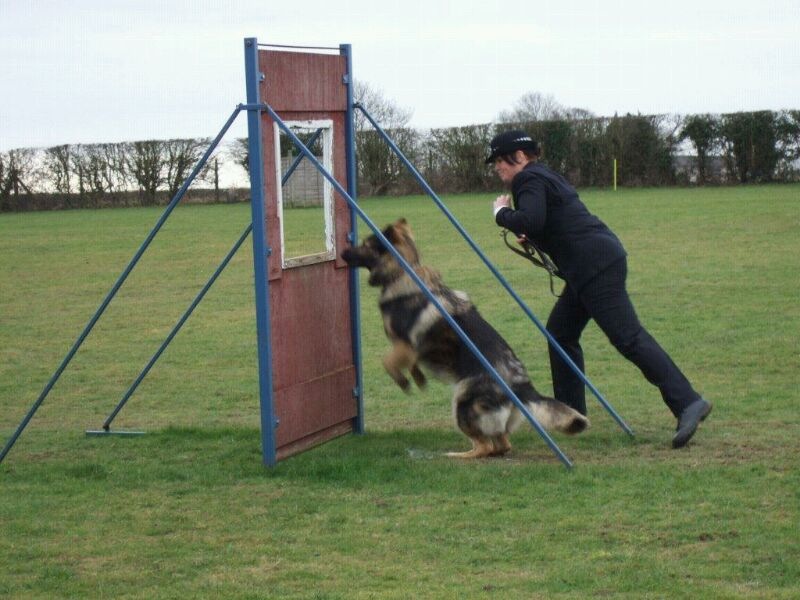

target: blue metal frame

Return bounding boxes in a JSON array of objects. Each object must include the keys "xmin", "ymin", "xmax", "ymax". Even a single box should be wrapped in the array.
[
  {"xmin": 355, "ymin": 104, "xmax": 634, "ymax": 438},
  {"xmin": 341, "ymin": 43, "xmax": 365, "ymax": 435},
  {"xmin": 98, "ymin": 129, "xmax": 324, "ymax": 433},
  {"xmin": 98, "ymin": 224, "xmax": 253, "ymax": 432},
  {"xmin": 244, "ymin": 38, "xmax": 278, "ymax": 467},
  {"xmin": 0, "ymin": 39, "xmax": 622, "ymax": 470},
  {"xmin": 266, "ymin": 105, "xmax": 574, "ymax": 468},
  {"xmin": 1, "ymin": 39, "xmax": 367, "ymax": 468},
  {"xmin": 0, "ymin": 106, "xmax": 243, "ymax": 465}
]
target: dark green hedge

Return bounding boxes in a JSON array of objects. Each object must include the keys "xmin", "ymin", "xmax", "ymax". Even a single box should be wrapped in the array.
[{"xmin": 411, "ymin": 110, "xmax": 800, "ymax": 193}]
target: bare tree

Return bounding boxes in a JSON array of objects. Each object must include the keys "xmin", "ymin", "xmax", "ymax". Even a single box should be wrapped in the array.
[
  {"xmin": 563, "ymin": 107, "xmax": 596, "ymax": 121},
  {"xmin": 99, "ymin": 143, "xmax": 131, "ymax": 193},
  {"xmin": 70, "ymin": 144, "xmax": 107, "ymax": 196},
  {"xmin": 198, "ymin": 155, "xmax": 222, "ymax": 202},
  {"xmin": 43, "ymin": 144, "xmax": 73, "ymax": 194},
  {"xmin": 0, "ymin": 148, "xmax": 37, "ymax": 210},
  {"xmin": 125, "ymin": 140, "xmax": 164, "ymax": 204},
  {"xmin": 354, "ymin": 81, "xmax": 416, "ymax": 195},
  {"xmin": 354, "ymin": 81, "xmax": 413, "ymax": 132},
  {"xmin": 163, "ymin": 138, "xmax": 210, "ymax": 199},
  {"xmin": 497, "ymin": 92, "xmax": 566, "ymax": 123},
  {"xmin": 229, "ymin": 138, "xmax": 250, "ymax": 176}
]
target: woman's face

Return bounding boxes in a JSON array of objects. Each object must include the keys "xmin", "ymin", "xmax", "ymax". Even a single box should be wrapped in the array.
[{"xmin": 492, "ymin": 151, "xmax": 528, "ymax": 185}]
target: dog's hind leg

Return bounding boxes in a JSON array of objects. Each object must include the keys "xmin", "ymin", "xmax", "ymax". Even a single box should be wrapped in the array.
[
  {"xmin": 490, "ymin": 433, "xmax": 512, "ymax": 457},
  {"xmin": 449, "ymin": 378, "xmax": 510, "ymax": 458},
  {"xmin": 446, "ymin": 436, "xmax": 495, "ymax": 459}
]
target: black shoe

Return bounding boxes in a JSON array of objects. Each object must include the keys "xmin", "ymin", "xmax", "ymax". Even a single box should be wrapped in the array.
[{"xmin": 672, "ymin": 398, "xmax": 712, "ymax": 449}]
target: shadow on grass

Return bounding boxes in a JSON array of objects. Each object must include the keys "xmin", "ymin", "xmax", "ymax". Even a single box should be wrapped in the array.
[{"xmin": 2, "ymin": 415, "xmax": 751, "ymax": 492}]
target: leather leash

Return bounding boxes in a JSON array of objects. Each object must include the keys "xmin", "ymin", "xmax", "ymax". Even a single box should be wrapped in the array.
[{"xmin": 500, "ymin": 229, "xmax": 563, "ymax": 297}]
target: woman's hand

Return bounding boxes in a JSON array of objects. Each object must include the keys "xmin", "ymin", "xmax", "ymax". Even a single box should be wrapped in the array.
[{"xmin": 493, "ymin": 194, "xmax": 512, "ymax": 215}]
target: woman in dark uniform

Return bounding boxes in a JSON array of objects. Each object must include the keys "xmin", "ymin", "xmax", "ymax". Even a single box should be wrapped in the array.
[{"xmin": 488, "ymin": 130, "xmax": 711, "ymax": 448}]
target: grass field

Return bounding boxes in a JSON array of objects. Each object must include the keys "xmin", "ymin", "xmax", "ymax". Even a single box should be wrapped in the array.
[{"xmin": 1, "ymin": 184, "xmax": 799, "ymax": 598}]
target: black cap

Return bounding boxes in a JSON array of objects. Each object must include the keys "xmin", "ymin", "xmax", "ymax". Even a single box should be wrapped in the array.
[{"xmin": 485, "ymin": 130, "xmax": 539, "ymax": 164}]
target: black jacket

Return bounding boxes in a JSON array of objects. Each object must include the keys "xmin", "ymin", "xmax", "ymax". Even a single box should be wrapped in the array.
[{"xmin": 495, "ymin": 162, "xmax": 626, "ymax": 291}]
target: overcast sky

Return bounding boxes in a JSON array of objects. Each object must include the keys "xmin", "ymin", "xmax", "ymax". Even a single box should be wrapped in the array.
[{"xmin": 1, "ymin": 0, "xmax": 798, "ymax": 151}]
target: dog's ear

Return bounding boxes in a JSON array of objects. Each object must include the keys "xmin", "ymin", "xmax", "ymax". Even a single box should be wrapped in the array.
[
  {"xmin": 382, "ymin": 224, "xmax": 400, "ymax": 245},
  {"xmin": 394, "ymin": 218, "xmax": 414, "ymax": 240}
]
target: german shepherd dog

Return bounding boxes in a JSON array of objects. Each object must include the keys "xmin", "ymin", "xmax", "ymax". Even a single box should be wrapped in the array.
[{"xmin": 341, "ymin": 218, "xmax": 589, "ymax": 458}]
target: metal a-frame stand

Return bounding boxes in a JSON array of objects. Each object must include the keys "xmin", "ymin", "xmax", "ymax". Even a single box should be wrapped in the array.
[{"xmin": 1, "ymin": 38, "xmax": 632, "ymax": 470}]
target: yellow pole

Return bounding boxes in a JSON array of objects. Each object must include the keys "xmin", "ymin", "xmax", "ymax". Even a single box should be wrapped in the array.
[{"xmin": 613, "ymin": 158, "xmax": 617, "ymax": 191}]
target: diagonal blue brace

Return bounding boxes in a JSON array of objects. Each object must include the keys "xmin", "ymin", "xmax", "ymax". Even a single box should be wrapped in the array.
[
  {"xmin": 0, "ymin": 107, "xmax": 244, "ymax": 464},
  {"xmin": 266, "ymin": 104, "xmax": 575, "ymax": 468},
  {"xmin": 95, "ymin": 223, "xmax": 252, "ymax": 433},
  {"xmin": 96, "ymin": 128, "xmax": 325, "ymax": 432},
  {"xmin": 355, "ymin": 104, "xmax": 634, "ymax": 438}
]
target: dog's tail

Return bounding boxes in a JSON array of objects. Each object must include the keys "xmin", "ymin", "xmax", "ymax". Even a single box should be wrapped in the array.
[{"xmin": 521, "ymin": 389, "xmax": 589, "ymax": 435}]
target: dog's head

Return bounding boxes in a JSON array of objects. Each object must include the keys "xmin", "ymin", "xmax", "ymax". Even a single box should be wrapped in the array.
[{"xmin": 341, "ymin": 218, "xmax": 421, "ymax": 286}]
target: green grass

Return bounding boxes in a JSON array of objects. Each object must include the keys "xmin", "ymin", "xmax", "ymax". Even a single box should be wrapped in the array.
[
  {"xmin": 1, "ymin": 184, "xmax": 799, "ymax": 598},
  {"xmin": 282, "ymin": 204, "xmax": 331, "ymax": 259}
]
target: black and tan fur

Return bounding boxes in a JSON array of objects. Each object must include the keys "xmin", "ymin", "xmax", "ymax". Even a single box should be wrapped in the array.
[{"xmin": 341, "ymin": 218, "xmax": 589, "ymax": 458}]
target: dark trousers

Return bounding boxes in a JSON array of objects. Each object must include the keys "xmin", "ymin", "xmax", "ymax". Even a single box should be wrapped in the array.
[{"xmin": 546, "ymin": 258, "xmax": 699, "ymax": 418}]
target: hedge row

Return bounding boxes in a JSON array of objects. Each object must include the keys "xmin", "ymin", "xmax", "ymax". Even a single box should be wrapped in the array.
[
  {"xmin": 360, "ymin": 110, "xmax": 800, "ymax": 195},
  {"xmin": 3, "ymin": 110, "xmax": 799, "ymax": 211}
]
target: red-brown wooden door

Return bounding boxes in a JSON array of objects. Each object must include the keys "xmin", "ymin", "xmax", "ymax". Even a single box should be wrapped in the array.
[{"xmin": 256, "ymin": 47, "xmax": 358, "ymax": 461}]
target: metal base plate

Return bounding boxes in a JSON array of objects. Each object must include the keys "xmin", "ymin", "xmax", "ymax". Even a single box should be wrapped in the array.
[{"xmin": 85, "ymin": 430, "xmax": 147, "ymax": 437}]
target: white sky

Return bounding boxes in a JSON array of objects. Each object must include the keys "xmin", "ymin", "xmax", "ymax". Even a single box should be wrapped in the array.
[{"xmin": 1, "ymin": 0, "xmax": 798, "ymax": 151}]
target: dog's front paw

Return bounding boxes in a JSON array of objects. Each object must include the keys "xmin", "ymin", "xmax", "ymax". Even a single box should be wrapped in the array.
[{"xmin": 411, "ymin": 368, "xmax": 427, "ymax": 389}]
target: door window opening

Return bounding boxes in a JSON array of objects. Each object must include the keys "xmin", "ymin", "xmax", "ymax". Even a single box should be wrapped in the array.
[{"xmin": 274, "ymin": 120, "xmax": 335, "ymax": 268}]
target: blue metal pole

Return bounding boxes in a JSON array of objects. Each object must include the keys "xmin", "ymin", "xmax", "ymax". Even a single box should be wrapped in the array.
[
  {"xmin": 341, "ymin": 43, "xmax": 365, "ymax": 435},
  {"xmin": 0, "ymin": 106, "xmax": 243, "ymax": 465},
  {"xmin": 244, "ymin": 38, "xmax": 277, "ymax": 467},
  {"xmin": 355, "ymin": 104, "xmax": 634, "ymax": 438},
  {"xmin": 99, "ymin": 129, "xmax": 325, "ymax": 431},
  {"xmin": 266, "ymin": 104, "xmax": 573, "ymax": 469}
]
